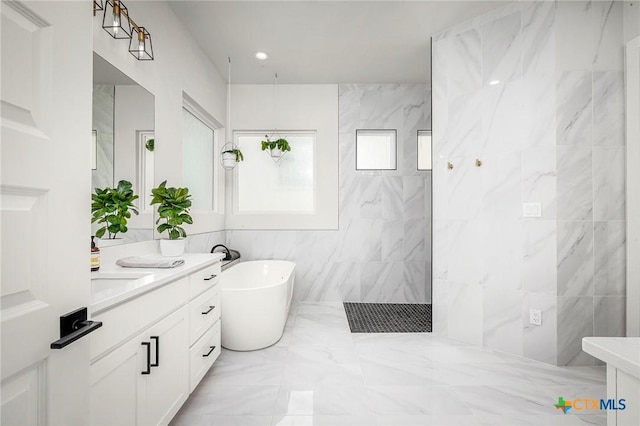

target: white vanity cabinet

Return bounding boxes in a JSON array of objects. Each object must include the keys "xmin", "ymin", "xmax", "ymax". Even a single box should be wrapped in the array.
[
  {"xmin": 89, "ymin": 255, "xmax": 223, "ymax": 426},
  {"xmin": 187, "ymin": 262, "xmax": 222, "ymax": 392}
]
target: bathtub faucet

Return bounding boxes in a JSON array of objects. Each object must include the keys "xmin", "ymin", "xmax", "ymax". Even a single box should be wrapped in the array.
[{"xmin": 211, "ymin": 244, "xmax": 232, "ymax": 261}]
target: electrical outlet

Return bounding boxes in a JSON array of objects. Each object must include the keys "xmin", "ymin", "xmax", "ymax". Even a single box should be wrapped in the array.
[{"xmin": 529, "ymin": 309, "xmax": 542, "ymax": 326}]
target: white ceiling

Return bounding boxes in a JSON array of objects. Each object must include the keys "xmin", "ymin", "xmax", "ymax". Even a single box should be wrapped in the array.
[{"xmin": 168, "ymin": 1, "xmax": 509, "ymax": 84}]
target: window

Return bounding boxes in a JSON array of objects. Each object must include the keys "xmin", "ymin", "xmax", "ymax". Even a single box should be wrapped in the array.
[
  {"xmin": 182, "ymin": 103, "xmax": 217, "ymax": 211},
  {"xmin": 417, "ymin": 130, "xmax": 432, "ymax": 170},
  {"xmin": 235, "ymin": 131, "xmax": 316, "ymax": 213},
  {"xmin": 137, "ymin": 130, "xmax": 154, "ymax": 212},
  {"xmin": 356, "ymin": 129, "xmax": 397, "ymax": 170}
]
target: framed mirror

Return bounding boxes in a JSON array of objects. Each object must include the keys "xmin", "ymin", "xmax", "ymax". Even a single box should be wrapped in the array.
[
  {"xmin": 92, "ymin": 52, "xmax": 155, "ymax": 244},
  {"xmin": 355, "ymin": 129, "xmax": 397, "ymax": 170}
]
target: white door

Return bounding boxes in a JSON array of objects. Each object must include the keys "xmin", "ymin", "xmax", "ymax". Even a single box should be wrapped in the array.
[
  {"xmin": 627, "ymin": 35, "xmax": 640, "ymax": 337},
  {"xmin": 1, "ymin": 1, "xmax": 93, "ymax": 424}
]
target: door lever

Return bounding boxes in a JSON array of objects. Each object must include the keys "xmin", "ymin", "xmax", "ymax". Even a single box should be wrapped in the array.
[{"xmin": 50, "ymin": 307, "xmax": 102, "ymax": 349}]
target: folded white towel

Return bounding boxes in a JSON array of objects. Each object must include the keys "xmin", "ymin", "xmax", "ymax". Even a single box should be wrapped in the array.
[{"xmin": 116, "ymin": 256, "xmax": 185, "ymax": 269}]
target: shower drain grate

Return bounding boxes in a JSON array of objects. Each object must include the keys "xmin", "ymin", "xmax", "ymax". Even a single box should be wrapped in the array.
[{"xmin": 343, "ymin": 302, "xmax": 432, "ymax": 333}]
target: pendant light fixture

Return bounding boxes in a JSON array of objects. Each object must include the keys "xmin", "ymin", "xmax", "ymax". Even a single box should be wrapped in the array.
[
  {"xmin": 93, "ymin": 0, "xmax": 104, "ymax": 16},
  {"xmin": 129, "ymin": 26, "xmax": 153, "ymax": 60},
  {"xmin": 102, "ymin": 0, "xmax": 131, "ymax": 39},
  {"xmin": 98, "ymin": 0, "xmax": 154, "ymax": 61},
  {"xmin": 220, "ymin": 57, "xmax": 242, "ymax": 170}
]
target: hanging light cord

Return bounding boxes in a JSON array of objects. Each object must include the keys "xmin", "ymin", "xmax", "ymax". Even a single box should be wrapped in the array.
[
  {"xmin": 274, "ymin": 72, "xmax": 278, "ymax": 134},
  {"xmin": 227, "ymin": 57, "xmax": 232, "ymax": 144}
]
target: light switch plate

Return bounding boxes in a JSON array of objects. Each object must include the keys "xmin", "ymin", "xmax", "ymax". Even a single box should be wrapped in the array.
[{"xmin": 523, "ymin": 202, "xmax": 542, "ymax": 218}]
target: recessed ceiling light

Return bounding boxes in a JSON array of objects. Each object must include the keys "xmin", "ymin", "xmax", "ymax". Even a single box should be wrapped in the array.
[
  {"xmin": 255, "ymin": 52, "xmax": 268, "ymax": 60},
  {"xmin": 489, "ymin": 80, "xmax": 501, "ymax": 86}
]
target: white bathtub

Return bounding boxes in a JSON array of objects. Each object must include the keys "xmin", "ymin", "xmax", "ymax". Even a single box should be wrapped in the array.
[{"xmin": 220, "ymin": 260, "xmax": 295, "ymax": 351}]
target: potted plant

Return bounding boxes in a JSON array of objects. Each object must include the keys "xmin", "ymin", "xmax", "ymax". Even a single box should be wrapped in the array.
[
  {"xmin": 261, "ymin": 135, "xmax": 291, "ymax": 159},
  {"xmin": 221, "ymin": 148, "xmax": 244, "ymax": 169},
  {"xmin": 91, "ymin": 180, "xmax": 139, "ymax": 247},
  {"xmin": 150, "ymin": 180, "xmax": 193, "ymax": 256}
]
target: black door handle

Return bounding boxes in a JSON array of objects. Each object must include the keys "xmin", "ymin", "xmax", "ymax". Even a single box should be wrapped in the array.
[
  {"xmin": 150, "ymin": 336, "xmax": 159, "ymax": 367},
  {"xmin": 51, "ymin": 307, "xmax": 102, "ymax": 349},
  {"xmin": 204, "ymin": 274, "xmax": 217, "ymax": 281},
  {"xmin": 50, "ymin": 321, "xmax": 102, "ymax": 349},
  {"xmin": 141, "ymin": 342, "xmax": 151, "ymax": 375},
  {"xmin": 201, "ymin": 305, "xmax": 215, "ymax": 315},
  {"xmin": 203, "ymin": 346, "xmax": 216, "ymax": 357}
]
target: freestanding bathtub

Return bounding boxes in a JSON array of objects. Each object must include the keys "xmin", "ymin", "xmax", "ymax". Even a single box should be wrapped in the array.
[{"xmin": 221, "ymin": 260, "xmax": 295, "ymax": 351}]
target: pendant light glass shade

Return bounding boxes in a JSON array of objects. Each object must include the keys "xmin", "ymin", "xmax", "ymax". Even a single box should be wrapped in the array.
[
  {"xmin": 102, "ymin": 0, "xmax": 131, "ymax": 39},
  {"xmin": 129, "ymin": 26, "xmax": 154, "ymax": 60},
  {"xmin": 94, "ymin": 0, "xmax": 104, "ymax": 11}
]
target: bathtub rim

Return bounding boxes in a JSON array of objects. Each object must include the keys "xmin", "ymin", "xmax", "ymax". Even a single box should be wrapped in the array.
[{"xmin": 221, "ymin": 260, "xmax": 296, "ymax": 292}]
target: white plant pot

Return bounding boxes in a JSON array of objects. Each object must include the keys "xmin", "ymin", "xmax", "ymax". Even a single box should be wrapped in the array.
[
  {"xmin": 222, "ymin": 153, "xmax": 237, "ymax": 169},
  {"xmin": 270, "ymin": 148, "xmax": 282, "ymax": 158},
  {"xmin": 97, "ymin": 238, "xmax": 125, "ymax": 248},
  {"xmin": 160, "ymin": 238, "xmax": 185, "ymax": 257}
]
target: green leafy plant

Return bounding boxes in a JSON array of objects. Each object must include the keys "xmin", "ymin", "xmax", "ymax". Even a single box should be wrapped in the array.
[
  {"xmin": 260, "ymin": 135, "xmax": 291, "ymax": 153},
  {"xmin": 145, "ymin": 138, "xmax": 155, "ymax": 152},
  {"xmin": 150, "ymin": 180, "xmax": 193, "ymax": 239},
  {"xmin": 91, "ymin": 180, "xmax": 139, "ymax": 239},
  {"xmin": 222, "ymin": 148, "xmax": 244, "ymax": 162}
]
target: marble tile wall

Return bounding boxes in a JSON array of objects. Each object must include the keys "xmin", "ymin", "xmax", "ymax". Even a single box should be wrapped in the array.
[
  {"xmin": 555, "ymin": 0, "xmax": 626, "ymax": 366},
  {"xmin": 225, "ymin": 84, "xmax": 432, "ymax": 304},
  {"xmin": 432, "ymin": 1, "xmax": 625, "ymax": 366}
]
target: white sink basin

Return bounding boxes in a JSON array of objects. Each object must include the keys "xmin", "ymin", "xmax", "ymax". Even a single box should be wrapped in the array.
[
  {"xmin": 91, "ymin": 272, "xmax": 151, "ymax": 286},
  {"xmin": 91, "ymin": 272, "xmax": 155, "ymax": 307}
]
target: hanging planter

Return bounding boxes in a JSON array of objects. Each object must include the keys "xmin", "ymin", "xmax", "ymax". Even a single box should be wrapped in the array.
[
  {"xmin": 261, "ymin": 134, "xmax": 291, "ymax": 163},
  {"xmin": 220, "ymin": 142, "xmax": 243, "ymax": 170}
]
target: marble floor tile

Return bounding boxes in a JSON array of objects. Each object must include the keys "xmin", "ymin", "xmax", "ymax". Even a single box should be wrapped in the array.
[
  {"xmin": 275, "ymin": 384, "xmax": 372, "ymax": 416},
  {"xmin": 451, "ymin": 384, "xmax": 556, "ymax": 416},
  {"xmin": 184, "ymin": 385, "xmax": 280, "ymax": 416},
  {"xmin": 171, "ymin": 302, "xmax": 609, "ymax": 426},
  {"xmin": 172, "ymin": 414, "xmax": 273, "ymax": 426}
]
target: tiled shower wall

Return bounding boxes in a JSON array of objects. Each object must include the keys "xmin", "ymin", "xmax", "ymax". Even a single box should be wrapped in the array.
[
  {"xmin": 431, "ymin": 1, "xmax": 626, "ymax": 365},
  {"xmin": 555, "ymin": 0, "xmax": 626, "ymax": 366},
  {"xmin": 224, "ymin": 84, "xmax": 432, "ymax": 303}
]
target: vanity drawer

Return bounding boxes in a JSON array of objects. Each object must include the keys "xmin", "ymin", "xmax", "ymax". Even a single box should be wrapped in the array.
[
  {"xmin": 91, "ymin": 277, "xmax": 188, "ymax": 361},
  {"xmin": 189, "ymin": 320, "xmax": 221, "ymax": 393},
  {"xmin": 189, "ymin": 262, "xmax": 221, "ymax": 299},
  {"xmin": 189, "ymin": 285, "xmax": 220, "ymax": 345}
]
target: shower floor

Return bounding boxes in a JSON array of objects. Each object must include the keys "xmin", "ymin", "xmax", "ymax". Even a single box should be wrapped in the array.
[{"xmin": 343, "ymin": 302, "xmax": 432, "ymax": 333}]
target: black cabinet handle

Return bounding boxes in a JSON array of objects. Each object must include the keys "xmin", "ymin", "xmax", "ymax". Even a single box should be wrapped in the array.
[
  {"xmin": 150, "ymin": 336, "xmax": 159, "ymax": 367},
  {"xmin": 204, "ymin": 274, "xmax": 217, "ymax": 281},
  {"xmin": 201, "ymin": 306, "xmax": 215, "ymax": 315},
  {"xmin": 203, "ymin": 346, "xmax": 216, "ymax": 357},
  {"xmin": 50, "ymin": 320, "xmax": 102, "ymax": 349},
  {"xmin": 141, "ymin": 342, "xmax": 151, "ymax": 375}
]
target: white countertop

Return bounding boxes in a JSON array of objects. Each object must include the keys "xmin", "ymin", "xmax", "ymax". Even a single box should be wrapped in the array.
[
  {"xmin": 582, "ymin": 337, "xmax": 640, "ymax": 378},
  {"xmin": 91, "ymin": 252, "xmax": 224, "ymax": 314}
]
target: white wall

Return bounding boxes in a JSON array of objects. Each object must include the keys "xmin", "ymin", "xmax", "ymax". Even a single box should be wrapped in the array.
[
  {"xmin": 225, "ymin": 84, "xmax": 339, "ymax": 230},
  {"xmin": 93, "ymin": 1, "xmax": 227, "ymax": 235}
]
